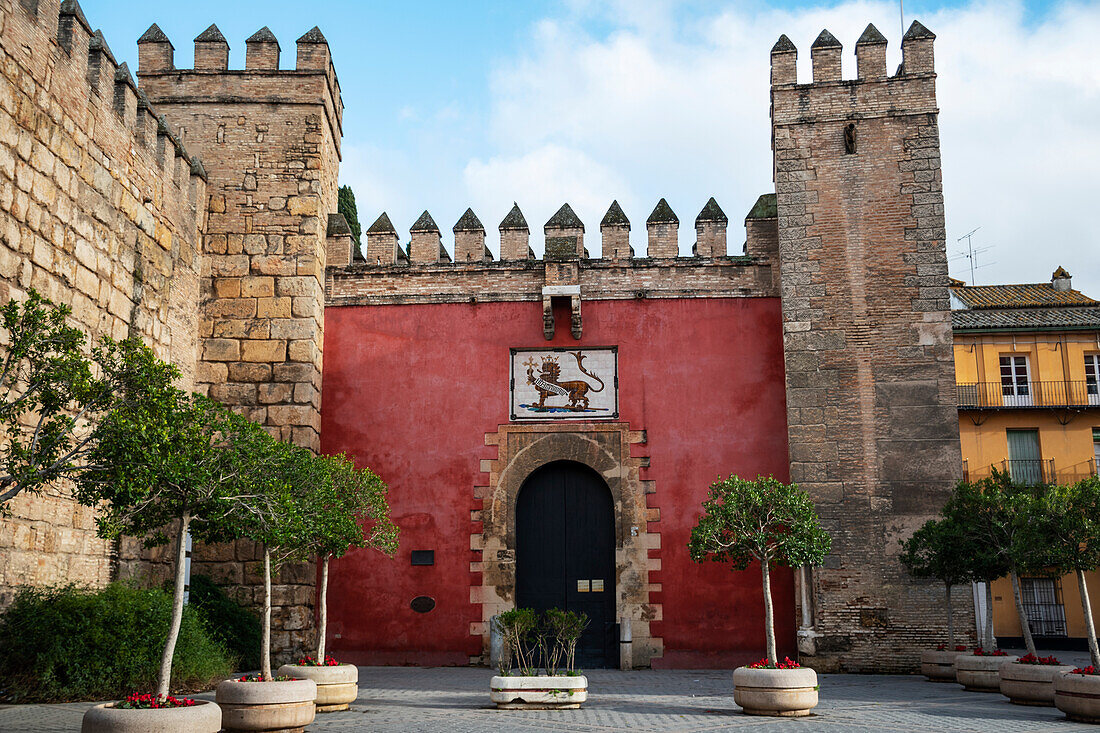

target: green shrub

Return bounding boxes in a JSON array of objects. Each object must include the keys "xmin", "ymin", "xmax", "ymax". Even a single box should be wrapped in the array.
[
  {"xmin": 0, "ymin": 582, "xmax": 232, "ymax": 703},
  {"xmin": 187, "ymin": 574, "xmax": 261, "ymax": 671}
]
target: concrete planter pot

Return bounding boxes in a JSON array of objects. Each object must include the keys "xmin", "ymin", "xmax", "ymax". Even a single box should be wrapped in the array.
[
  {"xmin": 277, "ymin": 663, "xmax": 358, "ymax": 712},
  {"xmin": 955, "ymin": 654, "xmax": 1019, "ymax": 692},
  {"xmin": 489, "ymin": 675, "xmax": 588, "ymax": 709},
  {"xmin": 732, "ymin": 666, "xmax": 819, "ymax": 717},
  {"xmin": 999, "ymin": 661, "xmax": 1075, "ymax": 706},
  {"xmin": 215, "ymin": 678, "xmax": 317, "ymax": 732},
  {"xmin": 1054, "ymin": 672, "xmax": 1100, "ymax": 723},
  {"xmin": 920, "ymin": 650, "xmax": 965, "ymax": 682},
  {"xmin": 81, "ymin": 699, "xmax": 221, "ymax": 732}
]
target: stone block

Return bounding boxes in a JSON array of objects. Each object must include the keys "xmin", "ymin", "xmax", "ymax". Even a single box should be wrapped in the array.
[{"xmin": 240, "ymin": 339, "xmax": 287, "ymax": 363}]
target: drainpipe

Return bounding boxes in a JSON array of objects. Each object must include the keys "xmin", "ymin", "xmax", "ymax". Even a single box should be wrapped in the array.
[
  {"xmin": 619, "ymin": 617, "xmax": 633, "ymax": 670},
  {"xmin": 183, "ymin": 530, "xmax": 193, "ymax": 604}
]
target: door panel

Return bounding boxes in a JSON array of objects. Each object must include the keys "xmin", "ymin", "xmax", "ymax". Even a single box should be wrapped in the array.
[{"xmin": 515, "ymin": 461, "xmax": 616, "ymax": 669}]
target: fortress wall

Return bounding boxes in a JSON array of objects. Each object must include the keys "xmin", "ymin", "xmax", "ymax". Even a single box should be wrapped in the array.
[{"xmin": 0, "ymin": 0, "xmax": 206, "ymax": 605}]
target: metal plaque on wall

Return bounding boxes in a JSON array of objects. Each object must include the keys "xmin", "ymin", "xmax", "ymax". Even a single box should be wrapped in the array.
[{"xmin": 510, "ymin": 347, "xmax": 618, "ymax": 421}]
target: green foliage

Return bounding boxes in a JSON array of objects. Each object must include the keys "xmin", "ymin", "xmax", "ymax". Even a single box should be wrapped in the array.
[
  {"xmin": 299, "ymin": 453, "xmax": 398, "ymax": 562},
  {"xmin": 0, "ymin": 290, "xmax": 116, "ymax": 512},
  {"xmin": 497, "ymin": 608, "xmax": 539, "ymax": 676},
  {"xmin": 338, "ymin": 185, "xmax": 362, "ymax": 251},
  {"xmin": 687, "ymin": 475, "xmax": 831, "ymax": 569},
  {"xmin": 0, "ymin": 583, "xmax": 232, "ymax": 703},
  {"xmin": 939, "ymin": 471, "xmax": 1054, "ymax": 581},
  {"xmin": 496, "ymin": 608, "xmax": 588, "ymax": 676},
  {"xmin": 76, "ymin": 338, "xmax": 278, "ymax": 547},
  {"xmin": 1026, "ymin": 476, "xmax": 1100, "ymax": 574},
  {"xmin": 186, "ymin": 575, "xmax": 261, "ymax": 671},
  {"xmin": 899, "ymin": 513, "xmax": 976, "ymax": 587}
]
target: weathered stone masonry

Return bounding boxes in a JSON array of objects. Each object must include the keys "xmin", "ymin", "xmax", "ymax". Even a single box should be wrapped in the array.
[
  {"xmin": 137, "ymin": 22, "xmax": 344, "ymax": 658},
  {"xmin": 772, "ymin": 23, "xmax": 969, "ymax": 671},
  {"xmin": 0, "ymin": 0, "xmax": 206, "ymax": 604}
]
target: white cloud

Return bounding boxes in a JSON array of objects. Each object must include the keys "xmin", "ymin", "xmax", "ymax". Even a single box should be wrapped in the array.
[{"xmin": 341, "ymin": 1, "xmax": 1100, "ymax": 294}]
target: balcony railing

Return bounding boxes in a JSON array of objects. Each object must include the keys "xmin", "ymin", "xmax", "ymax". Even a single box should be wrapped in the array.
[
  {"xmin": 963, "ymin": 459, "xmax": 1096, "ymax": 485},
  {"xmin": 957, "ymin": 381, "xmax": 1100, "ymax": 409}
]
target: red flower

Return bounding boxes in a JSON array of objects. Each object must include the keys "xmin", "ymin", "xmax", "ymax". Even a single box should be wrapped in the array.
[
  {"xmin": 954, "ymin": 645, "xmax": 968, "ymax": 651},
  {"xmin": 746, "ymin": 656, "xmax": 801, "ymax": 670},
  {"xmin": 1072, "ymin": 666, "xmax": 1098, "ymax": 675},
  {"xmin": 1019, "ymin": 653, "xmax": 1061, "ymax": 665},
  {"xmin": 116, "ymin": 692, "xmax": 196, "ymax": 709}
]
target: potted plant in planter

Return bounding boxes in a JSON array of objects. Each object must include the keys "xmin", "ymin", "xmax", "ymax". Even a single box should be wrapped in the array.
[
  {"xmin": 688, "ymin": 475, "xmax": 831, "ymax": 717},
  {"xmin": 899, "ymin": 513, "xmax": 975, "ymax": 681},
  {"xmin": 954, "ymin": 647, "xmax": 1018, "ymax": 692},
  {"xmin": 999, "ymin": 653, "xmax": 1074, "ymax": 706},
  {"xmin": 1028, "ymin": 476, "xmax": 1100, "ymax": 722},
  {"xmin": 215, "ymin": 441, "xmax": 319, "ymax": 732},
  {"xmin": 75, "ymin": 340, "xmax": 277, "ymax": 731},
  {"xmin": 278, "ymin": 453, "xmax": 397, "ymax": 712},
  {"xmin": 489, "ymin": 608, "xmax": 589, "ymax": 709}
]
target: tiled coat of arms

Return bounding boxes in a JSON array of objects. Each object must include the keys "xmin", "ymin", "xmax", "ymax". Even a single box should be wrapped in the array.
[{"xmin": 510, "ymin": 348, "xmax": 618, "ymax": 420}]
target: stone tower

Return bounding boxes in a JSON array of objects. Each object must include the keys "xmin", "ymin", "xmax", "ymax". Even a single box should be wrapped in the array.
[
  {"xmin": 771, "ymin": 22, "xmax": 963, "ymax": 671},
  {"xmin": 137, "ymin": 23, "xmax": 344, "ymax": 451}
]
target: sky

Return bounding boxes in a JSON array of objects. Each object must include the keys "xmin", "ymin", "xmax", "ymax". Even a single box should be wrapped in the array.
[{"xmin": 87, "ymin": 0, "xmax": 1099, "ymax": 296}]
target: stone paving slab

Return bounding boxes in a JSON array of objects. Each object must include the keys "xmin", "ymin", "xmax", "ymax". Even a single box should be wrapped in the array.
[{"xmin": 0, "ymin": 664, "xmax": 1095, "ymax": 732}]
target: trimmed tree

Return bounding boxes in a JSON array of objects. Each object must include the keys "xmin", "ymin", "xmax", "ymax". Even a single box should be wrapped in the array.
[
  {"xmin": 75, "ymin": 339, "xmax": 281, "ymax": 699},
  {"xmin": 1025, "ymin": 476, "xmax": 1100, "ymax": 667},
  {"xmin": 302, "ymin": 453, "xmax": 397, "ymax": 661},
  {"xmin": 0, "ymin": 291, "xmax": 114, "ymax": 511},
  {"xmin": 688, "ymin": 475, "xmax": 831, "ymax": 664},
  {"xmin": 899, "ymin": 513, "xmax": 974, "ymax": 648},
  {"xmin": 942, "ymin": 472, "xmax": 1046, "ymax": 654}
]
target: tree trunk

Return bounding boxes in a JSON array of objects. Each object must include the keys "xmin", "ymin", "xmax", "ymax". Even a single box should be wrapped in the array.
[
  {"xmin": 1078, "ymin": 568, "xmax": 1100, "ymax": 668},
  {"xmin": 1010, "ymin": 571, "xmax": 1037, "ymax": 656},
  {"xmin": 761, "ymin": 559, "xmax": 777, "ymax": 665},
  {"xmin": 945, "ymin": 583, "xmax": 954, "ymax": 649},
  {"xmin": 156, "ymin": 511, "xmax": 190, "ymax": 700},
  {"xmin": 262, "ymin": 545, "xmax": 272, "ymax": 679},
  {"xmin": 317, "ymin": 554, "xmax": 329, "ymax": 660},
  {"xmin": 984, "ymin": 581, "xmax": 996, "ymax": 650}
]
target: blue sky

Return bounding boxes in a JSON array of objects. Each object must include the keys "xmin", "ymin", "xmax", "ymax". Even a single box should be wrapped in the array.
[{"xmin": 87, "ymin": 1, "xmax": 1098, "ymax": 295}]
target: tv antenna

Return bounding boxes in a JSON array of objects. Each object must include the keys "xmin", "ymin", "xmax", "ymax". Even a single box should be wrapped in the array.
[
  {"xmin": 952, "ymin": 227, "xmax": 995, "ymax": 285},
  {"xmin": 900, "ymin": 1, "xmax": 905, "ymax": 35}
]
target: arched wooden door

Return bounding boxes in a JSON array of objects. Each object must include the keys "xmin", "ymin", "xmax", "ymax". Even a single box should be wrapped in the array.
[{"xmin": 515, "ymin": 461, "xmax": 616, "ymax": 669}]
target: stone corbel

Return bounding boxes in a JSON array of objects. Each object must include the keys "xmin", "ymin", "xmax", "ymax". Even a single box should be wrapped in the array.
[{"xmin": 541, "ymin": 285, "xmax": 581, "ymax": 341}]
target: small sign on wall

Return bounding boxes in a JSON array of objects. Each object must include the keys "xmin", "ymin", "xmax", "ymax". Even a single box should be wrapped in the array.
[{"xmin": 511, "ymin": 347, "xmax": 618, "ymax": 421}]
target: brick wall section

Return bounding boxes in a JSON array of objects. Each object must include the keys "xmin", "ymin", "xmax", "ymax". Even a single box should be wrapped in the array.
[
  {"xmin": 772, "ymin": 23, "xmax": 968, "ymax": 672},
  {"xmin": 327, "ymin": 255, "xmax": 778, "ymax": 306},
  {"xmin": 0, "ymin": 0, "xmax": 205, "ymax": 604},
  {"xmin": 137, "ymin": 24, "xmax": 343, "ymax": 662}
]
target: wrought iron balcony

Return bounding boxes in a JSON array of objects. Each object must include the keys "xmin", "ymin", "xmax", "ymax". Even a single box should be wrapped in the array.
[
  {"xmin": 957, "ymin": 380, "xmax": 1100, "ymax": 409},
  {"xmin": 962, "ymin": 459, "xmax": 1095, "ymax": 485}
]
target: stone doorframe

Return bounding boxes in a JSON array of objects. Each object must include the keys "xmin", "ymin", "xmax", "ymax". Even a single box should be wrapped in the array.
[{"xmin": 471, "ymin": 422, "xmax": 663, "ymax": 668}]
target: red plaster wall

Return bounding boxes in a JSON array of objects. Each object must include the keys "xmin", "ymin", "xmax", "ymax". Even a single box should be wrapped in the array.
[{"xmin": 320, "ymin": 297, "xmax": 795, "ymax": 667}]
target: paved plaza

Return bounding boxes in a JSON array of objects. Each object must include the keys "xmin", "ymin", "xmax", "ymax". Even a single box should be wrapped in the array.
[{"xmin": 1, "ymin": 657, "xmax": 1097, "ymax": 732}]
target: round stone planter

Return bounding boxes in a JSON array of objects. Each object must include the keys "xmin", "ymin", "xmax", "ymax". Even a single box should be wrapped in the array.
[
  {"xmin": 277, "ymin": 663, "xmax": 358, "ymax": 712},
  {"xmin": 489, "ymin": 675, "xmax": 588, "ymax": 709},
  {"xmin": 955, "ymin": 654, "xmax": 1018, "ymax": 692},
  {"xmin": 81, "ymin": 699, "xmax": 221, "ymax": 732},
  {"xmin": 215, "ymin": 677, "xmax": 317, "ymax": 732},
  {"xmin": 999, "ymin": 661, "xmax": 1075, "ymax": 706},
  {"xmin": 920, "ymin": 650, "xmax": 965, "ymax": 682},
  {"xmin": 1054, "ymin": 672, "xmax": 1100, "ymax": 723},
  {"xmin": 732, "ymin": 666, "xmax": 819, "ymax": 717}
]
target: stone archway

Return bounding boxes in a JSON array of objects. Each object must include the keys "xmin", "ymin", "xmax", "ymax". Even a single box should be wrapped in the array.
[{"xmin": 471, "ymin": 422, "xmax": 663, "ymax": 668}]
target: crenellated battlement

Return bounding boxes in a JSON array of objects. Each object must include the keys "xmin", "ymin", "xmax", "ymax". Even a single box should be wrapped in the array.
[
  {"xmin": 4, "ymin": 1, "xmax": 208, "ymax": 197},
  {"xmin": 136, "ymin": 23, "xmax": 343, "ymax": 155},
  {"xmin": 342, "ymin": 196, "xmax": 777, "ymax": 269},
  {"xmin": 770, "ymin": 21, "xmax": 937, "ymax": 127}
]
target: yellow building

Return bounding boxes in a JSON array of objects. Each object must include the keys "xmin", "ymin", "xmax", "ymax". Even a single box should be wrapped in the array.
[{"xmin": 952, "ymin": 267, "xmax": 1100, "ymax": 646}]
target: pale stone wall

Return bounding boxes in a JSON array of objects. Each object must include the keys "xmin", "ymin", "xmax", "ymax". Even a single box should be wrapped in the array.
[{"xmin": 0, "ymin": 0, "xmax": 206, "ymax": 605}]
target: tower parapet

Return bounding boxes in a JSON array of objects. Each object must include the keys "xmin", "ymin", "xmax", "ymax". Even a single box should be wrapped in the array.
[
  {"xmin": 646, "ymin": 199, "xmax": 678, "ymax": 258},
  {"xmin": 771, "ymin": 22, "xmax": 961, "ymax": 672}
]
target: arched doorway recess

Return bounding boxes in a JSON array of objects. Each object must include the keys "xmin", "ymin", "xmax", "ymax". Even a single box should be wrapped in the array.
[{"xmin": 472, "ymin": 422, "xmax": 662, "ymax": 668}]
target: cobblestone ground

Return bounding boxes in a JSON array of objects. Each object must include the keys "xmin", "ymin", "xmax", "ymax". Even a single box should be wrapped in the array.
[{"xmin": 1, "ymin": 658, "xmax": 1095, "ymax": 732}]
